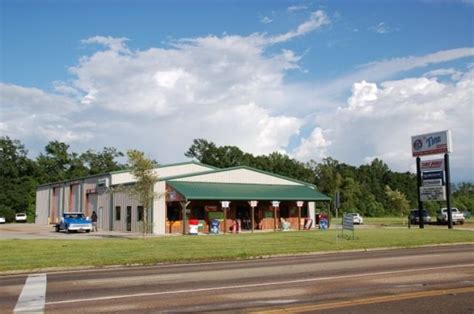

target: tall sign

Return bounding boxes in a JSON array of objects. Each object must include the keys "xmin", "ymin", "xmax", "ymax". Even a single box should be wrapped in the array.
[
  {"xmin": 411, "ymin": 130, "xmax": 452, "ymax": 157},
  {"xmin": 411, "ymin": 130, "xmax": 453, "ymax": 229}
]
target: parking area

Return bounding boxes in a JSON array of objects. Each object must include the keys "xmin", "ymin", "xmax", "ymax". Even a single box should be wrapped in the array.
[{"xmin": 0, "ymin": 223, "xmax": 141, "ymax": 240}]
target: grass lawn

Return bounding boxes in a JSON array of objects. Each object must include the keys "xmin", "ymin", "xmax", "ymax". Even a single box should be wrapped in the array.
[
  {"xmin": 363, "ymin": 216, "xmax": 474, "ymax": 227},
  {"xmin": 1, "ymin": 228, "xmax": 473, "ymax": 272}
]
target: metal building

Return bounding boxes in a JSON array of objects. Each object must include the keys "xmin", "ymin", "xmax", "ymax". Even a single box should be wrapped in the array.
[{"xmin": 35, "ymin": 161, "xmax": 331, "ymax": 234}]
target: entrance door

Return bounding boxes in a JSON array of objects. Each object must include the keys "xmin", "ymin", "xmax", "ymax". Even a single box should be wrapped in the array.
[
  {"xmin": 126, "ymin": 206, "xmax": 132, "ymax": 232},
  {"xmin": 236, "ymin": 205, "xmax": 251, "ymax": 230}
]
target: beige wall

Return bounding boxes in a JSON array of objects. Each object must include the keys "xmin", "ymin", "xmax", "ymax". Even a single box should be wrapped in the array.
[
  {"xmin": 173, "ymin": 168, "xmax": 302, "ymax": 185},
  {"xmin": 111, "ymin": 163, "xmax": 214, "ymax": 185}
]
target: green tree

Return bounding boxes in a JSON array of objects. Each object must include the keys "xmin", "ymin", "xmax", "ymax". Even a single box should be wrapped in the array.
[
  {"xmin": 313, "ymin": 157, "xmax": 342, "ymax": 200},
  {"xmin": 0, "ymin": 137, "xmax": 37, "ymax": 221},
  {"xmin": 81, "ymin": 147, "xmax": 125, "ymax": 174},
  {"xmin": 385, "ymin": 185, "xmax": 410, "ymax": 221},
  {"xmin": 120, "ymin": 150, "xmax": 160, "ymax": 236},
  {"xmin": 36, "ymin": 141, "xmax": 83, "ymax": 183},
  {"xmin": 339, "ymin": 177, "xmax": 361, "ymax": 212}
]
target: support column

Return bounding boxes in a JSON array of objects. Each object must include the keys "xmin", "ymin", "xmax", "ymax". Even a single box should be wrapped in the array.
[
  {"xmin": 445, "ymin": 153, "xmax": 453, "ymax": 229},
  {"xmin": 180, "ymin": 200, "xmax": 190, "ymax": 235},
  {"xmin": 153, "ymin": 182, "xmax": 167, "ymax": 235},
  {"xmin": 416, "ymin": 157, "xmax": 424, "ymax": 229},
  {"xmin": 272, "ymin": 201, "xmax": 280, "ymax": 232},
  {"xmin": 249, "ymin": 201, "xmax": 258, "ymax": 233},
  {"xmin": 221, "ymin": 201, "xmax": 230, "ymax": 234},
  {"xmin": 308, "ymin": 202, "xmax": 316, "ymax": 229},
  {"xmin": 297, "ymin": 201, "xmax": 304, "ymax": 231}
]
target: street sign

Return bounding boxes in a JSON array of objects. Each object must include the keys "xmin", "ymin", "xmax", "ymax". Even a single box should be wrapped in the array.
[
  {"xmin": 422, "ymin": 171, "xmax": 443, "ymax": 181},
  {"xmin": 249, "ymin": 200, "xmax": 258, "ymax": 207},
  {"xmin": 423, "ymin": 179, "xmax": 443, "ymax": 186},
  {"xmin": 423, "ymin": 179, "xmax": 442, "ymax": 186},
  {"xmin": 296, "ymin": 201, "xmax": 304, "ymax": 207},
  {"xmin": 411, "ymin": 130, "xmax": 452, "ymax": 157},
  {"xmin": 272, "ymin": 201, "xmax": 280, "ymax": 207},
  {"xmin": 420, "ymin": 158, "xmax": 445, "ymax": 171},
  {"xmin": 420, "ymin": 185, "xmax": 446, "ymax": 201}
]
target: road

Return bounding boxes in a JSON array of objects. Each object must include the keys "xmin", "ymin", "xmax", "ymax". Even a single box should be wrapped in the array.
[{"xmin": 1, "ymin": 244, "xmax": 473, "ymax": 313}]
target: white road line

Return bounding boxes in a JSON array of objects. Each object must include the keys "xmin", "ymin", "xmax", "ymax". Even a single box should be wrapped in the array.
[
  {"xmin": 14, "ymin": 273, "xmax": 47, "ymax": 314},
  {"xmin": 46, "ymin": 263, "xmax": 474, "ymax": 306}
]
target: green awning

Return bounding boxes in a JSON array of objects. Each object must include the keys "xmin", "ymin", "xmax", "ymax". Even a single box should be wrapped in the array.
[{"xmin": 167, "ymin": 181, "xmax": 331, "ymax": 201}]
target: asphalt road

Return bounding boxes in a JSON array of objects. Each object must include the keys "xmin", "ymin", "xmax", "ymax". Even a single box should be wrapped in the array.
[{"xmin": 1, "ymin": 244, "xmax": 473, "ymax": 313}]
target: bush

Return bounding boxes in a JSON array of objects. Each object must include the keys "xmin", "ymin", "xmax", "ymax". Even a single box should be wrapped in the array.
[{"xmin": 0, "ymin": 205, "xmax": 16, "ymax": 223}]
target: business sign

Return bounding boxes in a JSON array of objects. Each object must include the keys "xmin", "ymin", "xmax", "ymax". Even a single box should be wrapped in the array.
[
  {"xmin": 422, "ymin": 171, "xmax": 443, "ymax": 181},
  {"xmin": 342, "ymin": 214, "xmax": 354, "ymax": 231},
  {"xmin": 420, "ymin": 158, "xmax": 445, "ymax": 172},
  {"xmin": 420, "ymin": 185, "xmax": 446, "ymax": 201},
  {"xmin": 411, "ymin": 130, "xmax": 452, "ymax": 157},
  {"xmin": 220, "ymin": 201, "xmax": 230, "ymax": 208},
  {"xmin": 422, "ymin": 179, "xmax": 442, "ymax": 187}
]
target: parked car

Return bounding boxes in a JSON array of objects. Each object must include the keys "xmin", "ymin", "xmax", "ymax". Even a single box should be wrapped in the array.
[
  {"xmin": 0, "ymin": 217, "xmax": 5, "ymax": 224},
  {"xmin": 348, "ymin": 213, "xmax": 364, "ymax": 224},
  {"xmin": 55, "ymin": 212, "xmax": 92, "ymax": 233},
  {"xmin": 409, "ymin": 209, "xmax": 431, "ymax": 225},
  {"xmin": 15, "ymin": 213, "xmax": 27, "ymax": 223},
  {"xmin": 436, "ymin": 207, "xmax": 465, "ymax": 225}
]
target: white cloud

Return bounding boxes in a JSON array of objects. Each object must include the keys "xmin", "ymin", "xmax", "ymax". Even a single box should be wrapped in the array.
[
  {"xmin": 288, "ymin": 5, "xmax": 308, "ymax": 12},
  {"xmin": 268, "ymin": 10, "xmax": 330, "ymax": 44},
  {"xmin": 299, "ymin": 68, "xmax": 474, "ymax": 181},
  {"xmin": 369, "ymin": 22, "xmax": 390, "ymax": 34},
  {"xmin": 316, "ymin": 48, "xmax": 474, "ymax": 101},
  {"xmin": 0, "ymin": 83, "xmax": 91, "ymax": 143},
  {"xmin": 424, "ymin": 68, "xmax": 463, "ymax": 81},
  {"xmin": 260, "ymin": 16, "xmax": 273, "ymax": 24},
  {"xmin": 81, "ymin": 36, "xmax": 130, "ymax": 53},
  {"xmin": 1, "ymin": 11, "xmax": 330, "ymax": 158},
  {"xmin": 293, "ymin": 128, "xmax": 331, "ymax": 160}
]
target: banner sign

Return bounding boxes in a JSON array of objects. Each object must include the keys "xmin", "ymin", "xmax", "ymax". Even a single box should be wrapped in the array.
[
  {"xmin": 411, "ymin": 130, "xmax": 452, "ymax": 157},
  {"xmin": 420, "ymin": 186, "xmax": 446, "ymax": 201},
  {"xmin": 220, "ymin": 201, "xmax": 230, "ymax": 208},
  {"xmin": 422, "ymin": 171, "xmax": 443, "ymax": 181},
  {"xmin": 422, "ymin": 179, "xmax": 442, "ymax": 186},
  {"xmin": 420, "ymin": 158, "xmax": 445, "ymax": 171}
]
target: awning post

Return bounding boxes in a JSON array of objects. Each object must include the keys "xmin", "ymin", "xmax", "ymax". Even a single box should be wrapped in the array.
[
  {"xmin": 249, "ymin": 201, "xmax": 258, "ymax": 233},
  {"xmin": 272, "ymin": 201, "xmax": 280, "ymax": 232},
  {"xmin": 297, "ymin": 201, "xmax": 304, "ymax": 231}
]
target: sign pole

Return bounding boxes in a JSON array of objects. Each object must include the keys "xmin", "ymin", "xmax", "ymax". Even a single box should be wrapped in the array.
[
  {"xmin": 445, "ymin": 153, "xmax": 453, "ymax": 229},
  {"xmin": 416, "ymin": 157, "xmax": 424, "ymax": 229}
]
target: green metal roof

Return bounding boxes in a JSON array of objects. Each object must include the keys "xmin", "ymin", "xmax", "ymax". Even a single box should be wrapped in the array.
[{"xmin": 167, "ymin": 181, "xmax": 331, "ymax": 201}]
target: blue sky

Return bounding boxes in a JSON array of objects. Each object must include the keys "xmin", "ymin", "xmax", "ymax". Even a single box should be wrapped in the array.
[{"xmin": 1, "ymin": 0, "xmax": 473, "ymax": 181}]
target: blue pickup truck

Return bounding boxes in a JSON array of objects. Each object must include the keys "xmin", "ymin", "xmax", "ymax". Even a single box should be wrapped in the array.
[{"xmin": 55, "ymin": 212, "xmax": 92, "ymax": 233}]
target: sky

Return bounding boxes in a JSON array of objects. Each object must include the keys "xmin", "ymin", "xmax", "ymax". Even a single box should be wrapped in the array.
[{"xmin": 1, "ymin": 0, "xmax": 473, "ymax": 182}]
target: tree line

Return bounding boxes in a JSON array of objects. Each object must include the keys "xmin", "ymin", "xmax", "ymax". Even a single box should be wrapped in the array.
[{"xmin": 1, "ymin": 136, "xmax": 472, "ymax": 222}]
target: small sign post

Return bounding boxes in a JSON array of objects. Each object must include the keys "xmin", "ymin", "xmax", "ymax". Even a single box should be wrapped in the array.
[{"xmin": 341, "ymin": 214, "xmax": 355, "ymax": 239}]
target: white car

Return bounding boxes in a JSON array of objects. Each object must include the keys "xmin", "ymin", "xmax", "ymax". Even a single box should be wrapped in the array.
[
  {"xmin": 0, "ymin": 217, "xmax": 5, "ymax": 224},
  {"xmin": 348, "ymin": 213, "xmax": 364, "ymax": 224},
  {"xmin": 15, "ymin": 213, "xmax": 27, "ymax": 223}
]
